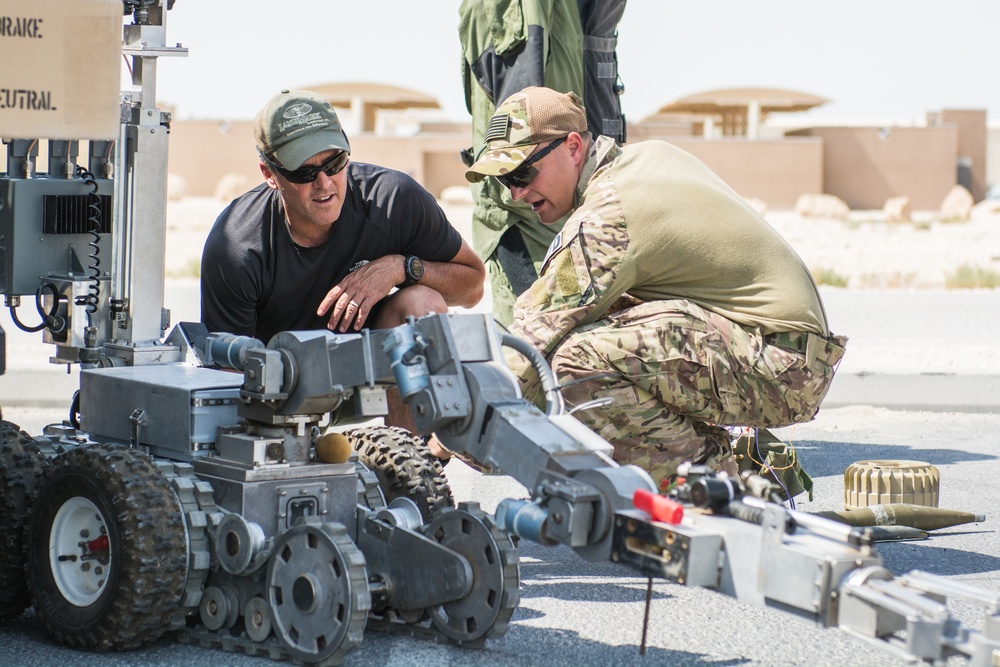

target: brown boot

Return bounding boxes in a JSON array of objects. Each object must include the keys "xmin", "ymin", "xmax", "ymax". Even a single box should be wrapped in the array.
[
  {"xmin": 425, "ymin": 434, "xmax": 453, "ymax": 462},
  {"xmin": 425, "ymin": 434, "xmax": 500, "ymax": 474}
]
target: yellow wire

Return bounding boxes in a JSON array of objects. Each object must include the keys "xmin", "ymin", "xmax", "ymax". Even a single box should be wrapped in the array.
[{"xmin": 743, "ymin": 427, "xmax": 799, "ymax": 472}]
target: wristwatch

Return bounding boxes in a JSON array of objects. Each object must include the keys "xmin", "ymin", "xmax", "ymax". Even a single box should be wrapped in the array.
[{"xmin": 402, "ymin": 255, "xmax": 424, "ymax": 286}]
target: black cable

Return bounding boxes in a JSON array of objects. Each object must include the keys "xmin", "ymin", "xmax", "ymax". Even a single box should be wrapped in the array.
[
  {"xmin": 9, "ymin": 305, "xmax": 46, "ymax": 333},
  {"xmin": 75, "ymin": 165, "xmax": 102, "ymax": 328},
  {"xmin": 724, "ymin": 500, "xmax": 767, "ymax": 526},
  {"xmin": 500, "ymin": 333, "xmax": 565, "ymax": 415},
  {"xmin": 9, "ymin": 282, "xmax": 62, "ymax": 333},
  {"xmin": 35, "ymin": 282, "xmax": 64, "ymax": 333}
]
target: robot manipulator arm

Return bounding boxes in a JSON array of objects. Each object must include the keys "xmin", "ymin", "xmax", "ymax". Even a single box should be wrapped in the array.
[{"xmin": 379, "ymin": 314, "xmax": 657, "ymax": 553}]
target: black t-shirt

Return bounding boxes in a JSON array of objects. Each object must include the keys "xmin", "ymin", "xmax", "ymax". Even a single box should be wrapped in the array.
[{"xmin": 201, "ymin": 162, "xmax": 463, "ymax": 343}]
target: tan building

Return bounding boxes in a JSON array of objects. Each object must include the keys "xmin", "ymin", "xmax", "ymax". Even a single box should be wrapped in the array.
[
  {"xmin": 645, "ymin": 87, "xmax": 830, "ymax": 139},
  {"xmin": 936, "ymin": 109, "xmax": 988, "ymax": 201},
  {"xmin": 638, "ymin": 134, "xmax": 824, "ymax": 209},
  {"xmin": 167, "ymin": 83, "xmax": 472, "ymax": 201},
  {"xmin": 7, "ymin": 83, "xmax": 989, "ymax": 213},
  {"xmin": 786, "ymin": 111, "xmax": 986, "ymax": 209},
  {"xmin": 167, "ymin": 118, "xmax": 471, "ymax": 202},
  {"xmin": 638, "ymin": 88, "xmax": 988, "ymax": 210}
]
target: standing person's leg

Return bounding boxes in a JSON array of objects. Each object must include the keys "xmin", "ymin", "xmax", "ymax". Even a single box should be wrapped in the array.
[{"xmin": 473, "ymin": 180, "xmax": 562, "ymax": 329}]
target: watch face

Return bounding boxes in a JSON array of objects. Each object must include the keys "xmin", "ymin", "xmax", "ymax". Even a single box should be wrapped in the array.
[{"xmin": 407, "ymin": 256, "xmax": 424, "ymax": 282}]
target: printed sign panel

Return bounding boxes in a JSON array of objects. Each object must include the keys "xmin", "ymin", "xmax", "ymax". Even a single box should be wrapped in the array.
[{"xmin": 0, "ymin": 0, "xmax": 121, "ymax": 140}]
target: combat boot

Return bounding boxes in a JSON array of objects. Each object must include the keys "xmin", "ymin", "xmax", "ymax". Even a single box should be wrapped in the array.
[
  {"xmin": 695, "ymin": 424, "xmax": 740, "ymax": 478},
  {"xmin": 732, "ymin": 428, "xmax": 813, "ymax": 501}
]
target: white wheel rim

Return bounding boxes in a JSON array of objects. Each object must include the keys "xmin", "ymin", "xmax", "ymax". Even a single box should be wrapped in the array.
[{"xmin": 49, "ymin": 496, "xmax": 112, "ymax": 606}]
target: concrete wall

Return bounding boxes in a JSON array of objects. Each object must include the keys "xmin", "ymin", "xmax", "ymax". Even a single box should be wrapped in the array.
[
  {"xmin": 2, "ymin": 124, "xmax": 819, "ymax": 211},
  {"xmin": 14, "ymin": 114, "xmax": 983, "ymax": 214},
  {"xmin": 166, "ymin": 121, "xmax": 469, "ymax": 200},
  {"xmin": 939, "ymin": 109, "xmax": 987, "ymax": 200},
  {"xmin": 374, "ymin": 129, "xmax": 825, "ymax": 210},
  {"xmin": 349, "ymin": 134, "xmax": 469, "ymax": 199},
  {"xmin": 789, "ymin": 125, "xmax": 958, "ymax": 210},
  {"xmin": 666, "ymin": 137, "xmax": 823, "ymax": 209},
  {"xmin": 168, "ymin": 120, "xmax": 260, "ymax": 197},
  {"xmin": 990, "ymin": 124, "xmax": 1000, "ymax": 189}
]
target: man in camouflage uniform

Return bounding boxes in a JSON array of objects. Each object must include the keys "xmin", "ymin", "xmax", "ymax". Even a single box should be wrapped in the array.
[{"xmin": 464, "ymin": 87, "xmax": 848, "ymax": 485}]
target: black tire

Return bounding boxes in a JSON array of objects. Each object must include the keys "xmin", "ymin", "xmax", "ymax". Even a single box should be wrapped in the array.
[
  {"xmin": 0, "ymin": 420, "xmax": 48, "ymax": 620},
  {"xmin": 348, "ymin": 426, "xmax": 454, "ymax": 523},
  {"xmin": 26, "ymin": 444, "xmax": 188, "ymax": 651}
]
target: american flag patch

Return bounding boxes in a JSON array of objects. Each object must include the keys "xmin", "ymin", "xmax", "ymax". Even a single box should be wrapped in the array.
[{"xmin": 484, "ymin": 113, "xmax": 510, "ymax": 143}]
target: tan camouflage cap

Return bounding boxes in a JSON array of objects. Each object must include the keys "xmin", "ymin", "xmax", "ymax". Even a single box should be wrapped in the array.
[
  {"xmin": 465, "ymin": 86, "xmax": 587, "ymax": 183},
  {"xmin": 254, "ymin": 89, "xmax": 351, "ymax": 170}
]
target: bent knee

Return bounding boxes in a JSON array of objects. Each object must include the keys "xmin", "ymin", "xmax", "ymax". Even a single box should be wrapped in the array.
[{"xmin": 374, "ymin": 286, "xmax": 448, "ymax": 327}]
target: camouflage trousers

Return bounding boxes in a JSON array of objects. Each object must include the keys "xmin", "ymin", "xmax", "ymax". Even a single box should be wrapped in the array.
[{"xmin": 550, "ymin": 299, "xmax": 847, "ymax": 485}]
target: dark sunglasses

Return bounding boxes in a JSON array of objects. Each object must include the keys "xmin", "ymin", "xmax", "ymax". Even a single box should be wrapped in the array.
[
  {"xmin": 258, "ymin": 148, "xmax": 350, "ymax": 184},
  {"xmin": 495, "ymin": 136, "xmax": 567, "ymax": 190}
]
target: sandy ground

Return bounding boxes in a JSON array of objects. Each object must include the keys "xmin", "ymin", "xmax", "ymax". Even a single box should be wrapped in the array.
[
  {"xmin": 167, "ymin": 194, "xmax": 1000, "ymax": 290},
  {"xmin": 767, "ymin": 207, "xmax": 1000, "ymax": 289}
]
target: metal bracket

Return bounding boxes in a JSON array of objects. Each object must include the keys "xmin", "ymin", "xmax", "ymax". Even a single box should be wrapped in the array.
[
  {"xmin": 129, "ymin": 408, "xmax": 146, "ymax": 447},
  {"xmin": 356, "ymin": 512, "xmax": 473, "ymax": 611}
]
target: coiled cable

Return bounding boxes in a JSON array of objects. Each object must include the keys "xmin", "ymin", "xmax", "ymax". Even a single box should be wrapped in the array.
[{"xmin": 75, "ymin": 165, "xmax": 102, "ymax": 328}]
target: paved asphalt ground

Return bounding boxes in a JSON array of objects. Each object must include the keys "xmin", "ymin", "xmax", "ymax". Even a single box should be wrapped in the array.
[{"xmin": 1, "ymin": 286, "xmax": 998, "ymax": 666}]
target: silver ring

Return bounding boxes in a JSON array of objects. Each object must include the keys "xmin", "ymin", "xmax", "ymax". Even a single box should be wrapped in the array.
[{"xmin": 348, "ymin": 300, "xmax": 359, "ymax": 308}]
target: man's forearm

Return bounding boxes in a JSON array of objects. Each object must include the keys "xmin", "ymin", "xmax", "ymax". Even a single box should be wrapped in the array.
[
  {"xmin": 420, "ymin": 259, "xmax": 484, "ymax": 307},
  {"xmin": 412, "ymin": 240, "xmax": 485, "ymax": 308}
]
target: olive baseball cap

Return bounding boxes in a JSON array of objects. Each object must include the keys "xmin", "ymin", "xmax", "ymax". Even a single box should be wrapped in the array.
[
  {"xmin": 254, "ymin": 89, "xmax": 351, "ymax": 170},
  {"xmin": 465, "ymin": 86, "xmax": 587, "ymax": 183}
]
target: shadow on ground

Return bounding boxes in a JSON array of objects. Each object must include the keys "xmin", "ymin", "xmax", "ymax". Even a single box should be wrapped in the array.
[{"xmin": 787, "ymin": 439, "xmax": 996, "ymax": 479}]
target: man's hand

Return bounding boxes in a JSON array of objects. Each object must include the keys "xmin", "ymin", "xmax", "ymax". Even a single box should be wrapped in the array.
[{"xmin": 317, "ymin": 255, "xmax": 403, "ymax": 332}]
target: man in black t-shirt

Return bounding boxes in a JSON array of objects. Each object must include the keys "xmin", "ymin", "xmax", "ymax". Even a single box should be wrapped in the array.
[{"xmin": 201, "ymin": 89, "xmax": 485, "ymax": 343}]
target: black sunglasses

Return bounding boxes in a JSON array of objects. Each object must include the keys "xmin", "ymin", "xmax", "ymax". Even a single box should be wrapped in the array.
[
  {"xmin": 495, "ymin": 136, "xmax": 567, "ymax": 190},
  {"xmin": 258, "ymin": 148, "xmax": 350, "ymax": 184}
]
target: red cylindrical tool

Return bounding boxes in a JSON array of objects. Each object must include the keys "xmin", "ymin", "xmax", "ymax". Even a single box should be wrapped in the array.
[{"xmin": 633, "ymin": 489, "xmax": 683, "ymax": 524}]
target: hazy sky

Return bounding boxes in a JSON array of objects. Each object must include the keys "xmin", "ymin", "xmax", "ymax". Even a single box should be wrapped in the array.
[{"xmin": 156, "ymin": 1, "xmax": 999, "ymax": 125}]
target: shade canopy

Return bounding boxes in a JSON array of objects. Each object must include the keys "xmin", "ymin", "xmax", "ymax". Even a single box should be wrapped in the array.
[
  {"xmin": 304, "ymin": 82, "xmax": 441, "ymax": 132},
  {"xmin": 647, "ymin": 87, "xmax": 828, "ymax": 137}
]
